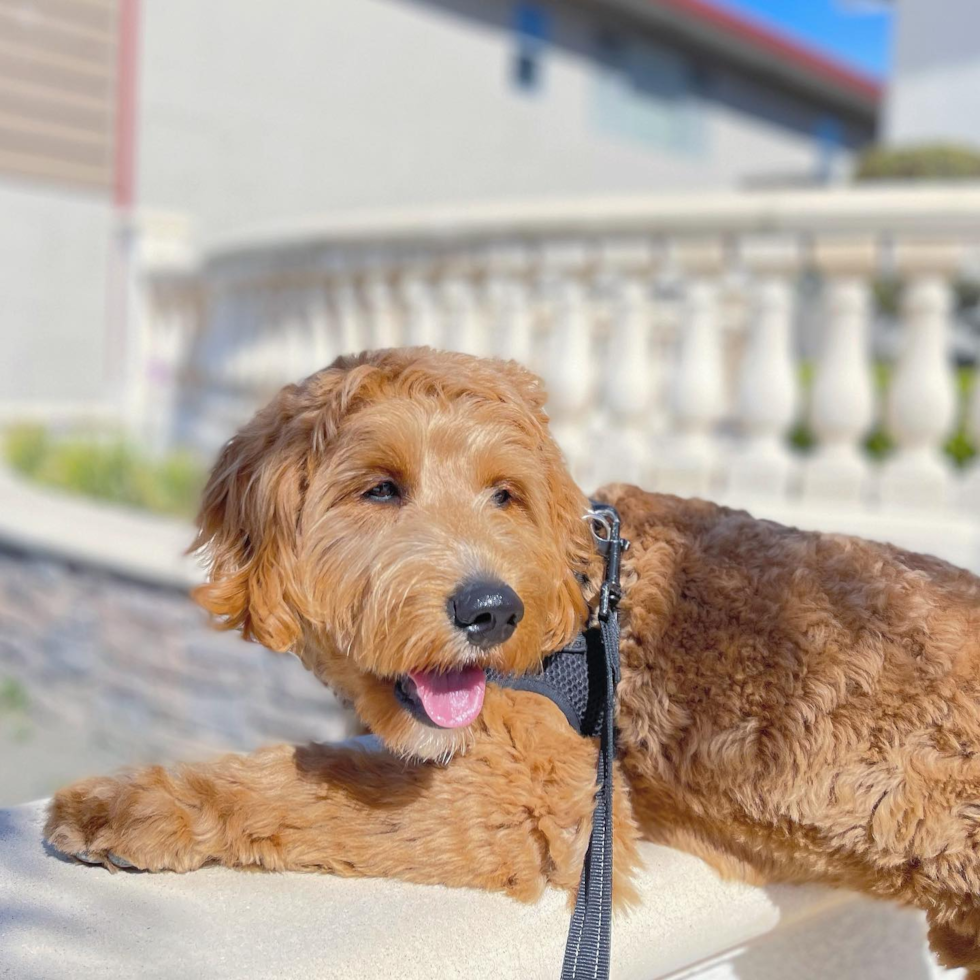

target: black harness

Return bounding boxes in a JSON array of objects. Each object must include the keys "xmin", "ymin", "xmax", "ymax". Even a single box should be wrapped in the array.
[{"xmin": 487, "ymin": 502, "xmax": 628, "ymax": 980}]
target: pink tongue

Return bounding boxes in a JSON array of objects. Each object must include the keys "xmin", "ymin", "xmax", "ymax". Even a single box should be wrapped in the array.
[{"xmin": 408, "ymin": 667, "xmax": 486, "ymax": 728}]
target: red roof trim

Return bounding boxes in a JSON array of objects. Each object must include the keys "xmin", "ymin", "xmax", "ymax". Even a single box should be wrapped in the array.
[{"xmin": 651, "ymin": 0, "xmax": 882, "ymax": 104}]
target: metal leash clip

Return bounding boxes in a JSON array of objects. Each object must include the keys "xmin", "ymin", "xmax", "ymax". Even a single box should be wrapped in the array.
[{"xmin": 583, "ymin": 504, "xmax": 629, "ymax": 623}]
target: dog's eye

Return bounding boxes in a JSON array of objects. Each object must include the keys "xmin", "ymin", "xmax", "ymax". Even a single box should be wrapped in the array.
[
  {"xmin": 491, "ymin": 487, "xmax": 512, "ymax": 508},
  {"xmin": 364, "ymin": 480, "xmax": 401, "ymax": 503}
]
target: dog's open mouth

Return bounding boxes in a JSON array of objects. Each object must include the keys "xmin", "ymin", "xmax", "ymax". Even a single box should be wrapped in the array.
[{"xmin": 394, "ymin": 667, "xmax": 486, "ymax": 728}]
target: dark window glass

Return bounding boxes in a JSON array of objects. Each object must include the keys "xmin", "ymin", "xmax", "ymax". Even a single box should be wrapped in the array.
[{"xmin": 512, "ymin": 3, "xmax": 549, "ymax": 94}]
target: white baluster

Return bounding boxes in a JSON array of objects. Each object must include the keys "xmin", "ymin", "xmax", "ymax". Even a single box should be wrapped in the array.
[
  {"xmin": 486, "ymin": 275, "xmax": 534, "ymax": 366},
  {"xmin": 539, "ymin": 252, "xmax": 595, "ymax": 487},
  {"xmin": 142, "ymin": 285, "xmax": 184, "ymax": 454},
  {"xmin": 262, "ymin": 286, "xmax": 287, "ymax": 386},
  {"xmin": 292, "ymin": 288, "xmax": 323, "ymax": 382},
  {"xmin": 306, "ymin": 286, "xmax": 335, "ymax": 371},
  {"xmin": 600, "ymin": 272, "xmax": 654, "ymax": 486},
  {"xmin": 441, "ymin": 274, "xmax": 486, "ymax": 356},
  {"xmin": 283, "ymin": 325, "xmax": 306, "ymax": 385},
  {"xmin": 402, "ymin": 272, "xmax": 441, "ymax": 349},
  {"xmin": 279, "ymin": 287, "xmax": 318, "ymax": 383},
  {"xmin": 333, "ymin": 279, "xmax": 364, "ymax": 356},
  {"xmin": 728, "ymin": 274, "xmax": 799, "ymax": 498},
  {"xmin": 657, "ymin": 275, "xmax": 726, "ymax": 497},
  {"xmin": 255, "ymin": 288, "xmax": 285, "ymax": 391},
  {"xmin": 233, "ymin": 285, "xmax": 264, "ymax": 390},
  {"xmin": 363, "ymin": 272, "xmax": 399, "ymax": 350},
  {"xmin": 169, "ymin": 280, "xmax": 203, "ymax": 446},
  {"xmin": 207, "ymin": 281, "xmax": 239, "ymax": 388},
  {"xmin": 801, "ymin": 275, "xmax": 875, "ymax": 503},
  {"xmin": 484, "ymin": 241, "xmax": 533, "ymax": 365},
  {"xmin": 174, "ymin": 278, "xmax": 216, "ymax": 451},
  {"xmin": 880, "ymin": 272, "xmax": 958, "ymax": 508}
]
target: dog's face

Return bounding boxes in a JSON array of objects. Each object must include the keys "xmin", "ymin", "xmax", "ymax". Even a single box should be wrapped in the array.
[{"xmin": 193, "ymin": 349, "xmax": 595, "ymax": 760}]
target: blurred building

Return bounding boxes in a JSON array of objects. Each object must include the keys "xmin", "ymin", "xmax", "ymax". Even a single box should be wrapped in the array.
[
  {"xmin": 884, "ymin": 0, "xmax": 980, "ymax": 145},
  {"xmin": 0, "ymin": 0, "xmax": 880, "ymax": 425}
]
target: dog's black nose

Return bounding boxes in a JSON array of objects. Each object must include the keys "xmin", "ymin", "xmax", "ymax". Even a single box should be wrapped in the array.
[{"xmin": 448, "ymin": 579, "xmax": 524, "ymax": 649}]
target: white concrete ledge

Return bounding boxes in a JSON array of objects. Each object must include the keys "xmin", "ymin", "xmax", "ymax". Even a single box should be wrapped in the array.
[
  {"xmin": 0, "ymin": 797, "xmax": 841, "ymax": 980},
  {"xmin": 0, "ymin": 467, "xmax": 200, "ymax": 590}
]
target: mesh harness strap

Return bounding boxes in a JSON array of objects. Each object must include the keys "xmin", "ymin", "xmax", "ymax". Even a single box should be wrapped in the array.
[{"xmin": 487, "ymin": 502, "xmax": 625, "ymax": 980}]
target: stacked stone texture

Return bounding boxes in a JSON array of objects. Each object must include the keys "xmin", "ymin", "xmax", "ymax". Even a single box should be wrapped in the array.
[{"xmin": 0, "ymin": 549, "xmax": 354, "ymax": 763}]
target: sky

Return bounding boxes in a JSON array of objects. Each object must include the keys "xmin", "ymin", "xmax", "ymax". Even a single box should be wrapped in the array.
[{"xmin": 708, "ymin": 0, "xmax": 893, "ymax": 80}]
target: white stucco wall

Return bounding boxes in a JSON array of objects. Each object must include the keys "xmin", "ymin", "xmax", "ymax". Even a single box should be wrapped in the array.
[
  {"xmin": 137, "ymin": 0, "xmax": 865, "ymax": 240},
  {"xmin": 0, "ymin": 180, "xmax": 115, "ymax": 414},
  {"xmin": 884, "ymin": 0, "xmax": 980, "ymax": 145}
]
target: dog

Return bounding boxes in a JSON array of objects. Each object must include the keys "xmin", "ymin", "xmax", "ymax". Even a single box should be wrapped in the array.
[{"xmin": 46, "ymin": 347, "xmax": 980, "ymax": 974}]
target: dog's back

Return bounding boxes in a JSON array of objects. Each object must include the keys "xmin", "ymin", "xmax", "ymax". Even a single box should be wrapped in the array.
[{"xmin": 604, "ymin": 484, "xmax": 980, "ymax": 970}]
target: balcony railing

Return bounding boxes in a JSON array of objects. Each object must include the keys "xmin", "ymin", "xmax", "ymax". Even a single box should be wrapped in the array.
[{"xmin": 131, "ymin": 184, "xmax": 980, "ymax": 566}]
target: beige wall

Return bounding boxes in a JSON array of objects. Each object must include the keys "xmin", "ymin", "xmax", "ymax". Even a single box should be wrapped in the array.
[{"xmin": 137, "ymin": 0, "xmax": 866, "ymax": 240}]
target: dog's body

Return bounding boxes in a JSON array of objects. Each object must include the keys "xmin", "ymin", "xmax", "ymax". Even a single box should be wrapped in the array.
[{"xmin": 46, "ymin": 349, "xmax": 980, "ymax": 973}]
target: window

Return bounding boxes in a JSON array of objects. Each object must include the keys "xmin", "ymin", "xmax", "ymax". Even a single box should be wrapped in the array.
[
  {"xmin": 511, "ymin": 3, "xmax": 549, "ymax": 94},
  {"xmin": 592, "ymin": 30, "xmax": 705, "ymax": 153},
  {"xmin": 814, "ymin": 116, "xmax": 845, "ymax": 183}
]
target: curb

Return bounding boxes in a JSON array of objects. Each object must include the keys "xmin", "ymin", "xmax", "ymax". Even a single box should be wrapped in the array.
[{"xmin": 0, "ymin": 467, "xmax": 202, "ymax": 591}]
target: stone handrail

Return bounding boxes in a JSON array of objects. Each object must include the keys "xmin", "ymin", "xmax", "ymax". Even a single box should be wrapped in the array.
[
  {"xmin": 131, "ymin": 184, "xmax": 980, "ymax": 563},
  {"xmin": 203, "ymin": 184, "xmax": 980, "ymax": 249}
]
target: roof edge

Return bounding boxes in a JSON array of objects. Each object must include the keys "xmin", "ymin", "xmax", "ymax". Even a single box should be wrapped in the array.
[{"xmin": 601, "ymin": 0, "xmax": 882, "ymax": 120}]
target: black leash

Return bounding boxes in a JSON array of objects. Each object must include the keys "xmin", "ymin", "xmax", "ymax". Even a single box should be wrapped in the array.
[
  {"xmin": 489, "ymin": 502, "xmax": 627, "ymax": 980},
  {"xmin": 561, "ymin": 503, "xmax": 625, "ymax": 980}
]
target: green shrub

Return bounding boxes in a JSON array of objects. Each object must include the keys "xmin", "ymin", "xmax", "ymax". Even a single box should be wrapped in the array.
[
  {"xmin": 855, "ymin": 143, "xmax": 980, "ymax": 181},
  {"xmin": 873, "ymin": 277, "xmax": 980, "ymax": 318},
  {"xmin": 947, "ymin": 366, "xmax": 978, "ymax": 468},
  {"xmin": 0, "ymin": 678, "xmax": 29, "ymax": 714},
  {"xmin": 788, "ymin": 363, "xmax": 977, "ymax": 467},
  {"xmin": 5, "ymin": 424, "xmax": 50, "ymax": 476},
  {"xmin": 3, "ymin": 425, "xmax": 205, "ymax": 518}
]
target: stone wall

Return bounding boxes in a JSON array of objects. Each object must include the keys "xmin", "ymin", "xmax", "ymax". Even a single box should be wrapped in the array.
[{"xmin": 0, "ymin": 546, "xmax": 354, "ymax": 779}]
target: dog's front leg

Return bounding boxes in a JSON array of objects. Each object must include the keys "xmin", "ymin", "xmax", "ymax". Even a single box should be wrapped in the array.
[{"xmin": 45, "ymin": 693, "xmax": 641, "ymax": 904}]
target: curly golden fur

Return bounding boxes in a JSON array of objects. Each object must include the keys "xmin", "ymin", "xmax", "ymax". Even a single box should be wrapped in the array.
[{"xmin": 46, "ymin": 349, "xmax": 980, "ymax": 974}]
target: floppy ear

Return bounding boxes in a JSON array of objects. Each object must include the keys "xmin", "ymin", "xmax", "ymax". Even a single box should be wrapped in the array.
[
  {"xmin": 191, "ymin": 384, "xmax": 312, "ymax": 652},
  {"xmin": 193, "ymin": 357, "xmax": 387, "ymax": 650}
]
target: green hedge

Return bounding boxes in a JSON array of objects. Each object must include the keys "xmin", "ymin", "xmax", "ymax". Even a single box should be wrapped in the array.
[
  {"xmin": 855, "ymin": 143, "xmax": 980, "ymax": 181},
  {"xmin": 4, "ymin": 425, "xmax": 205, "ymax": 519}
]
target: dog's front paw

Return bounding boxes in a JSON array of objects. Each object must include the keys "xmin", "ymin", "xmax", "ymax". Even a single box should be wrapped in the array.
[
  {"xmin": 45, "ymin": 771, "xmax": 202, "ymax": 873},
  {"xmin": 45, "ymin": 775, "xmax": 140, "ymax": 871}
]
